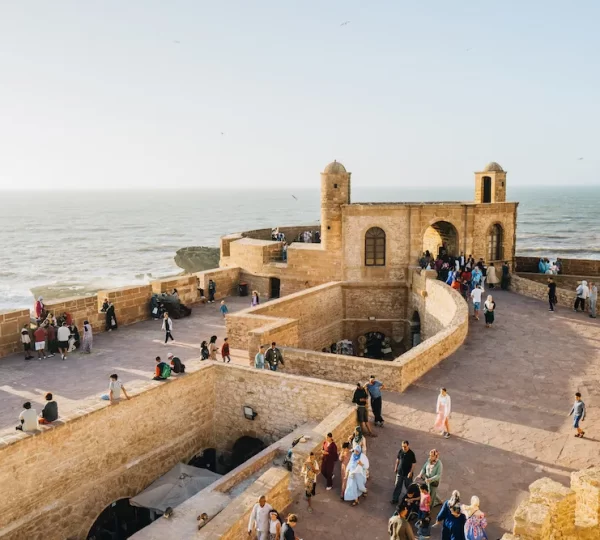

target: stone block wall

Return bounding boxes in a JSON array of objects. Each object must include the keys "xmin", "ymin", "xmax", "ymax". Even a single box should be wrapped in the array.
[
  {"xmin": 213, "ymin": 365, "xmax": 354, "ymax": 452},
  {"xmin": 45, "ymin": 294, "xmax": 105, "ymax": 332},
  {"xmin": 0, "ymin": 309, "xmax": 33, "ymax": 358},
  {"xmin": 97, "ymin": 285, "xmax": 153, "ymax": 327},
  {"xmin": 516, "ymin": 256, "xmax": 600, "ymax": 276},
  {"xmin": 0, "ymin": 363, "xmax": 217, "ymax": 540},
  {"xmin": 510, "ymin": 275, "xmax": 574, "ymax": 309},
  {"xmin": 517, "ymin": 272, "xmax": 598, "ymax": 292},
  {"xmin": 151, "ymin": 275, "xmax": 199, "ymax": 304},
  {"xmin": 196, "ymin": 266, "xmax": 241, "ymax": 300},
  {"xmin": 504, "ymin": 468, "xmax": 600, "ymax": 540}
]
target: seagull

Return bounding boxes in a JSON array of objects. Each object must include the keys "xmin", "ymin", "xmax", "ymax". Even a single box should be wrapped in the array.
[
  {"xmin": 173, "ymin": 40, "xmax": 180, "ymax": 44},
  {"xmin": 466, "ymin": 48, "xmax": 472, "ymax": 52},
  {"xmin": 221, "ymin": 132, "xmax": 224, "ymax": 136},
  {"xmin": 577, "ymin": 157, "xmax": 584, "ymax": 160},
  {"xmin": 340, "ymin": 21, "xmax": 350, "ymax": 26},
  {"xmin": 291, "ymin": 194, "xmax": 298, "ymax": 200}
]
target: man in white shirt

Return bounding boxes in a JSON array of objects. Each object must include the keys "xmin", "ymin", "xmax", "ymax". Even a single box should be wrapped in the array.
[
  {"xmin": 57, "ymin": 322, "xmax": 71, "ymax": 360},
  {"xmin": 247, "ymin": 495, "xmax": 272, "ymax": 540},
  {"xmin": 470, "ymin": 283, "xmax": 484, "ymax": 321},
  {"xmin": 16, "ymin": 402, "xmax": 39, "ymax": 432},
  {"xmin": 101, "ymin": 374, "xmax": 130, "ymax": 403}
]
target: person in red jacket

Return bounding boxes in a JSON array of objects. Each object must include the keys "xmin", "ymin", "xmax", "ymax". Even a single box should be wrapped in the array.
[{"xmin": 221, "ymin": 338, "xmax": 231, "ymax": 363}]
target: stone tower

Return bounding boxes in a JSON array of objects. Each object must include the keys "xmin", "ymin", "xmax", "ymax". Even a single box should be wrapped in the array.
[
  {"xmin": 475, "ymin": 162, "xmax": 507, "ymax": 203},
  {"xmin": 320, "ymin": 160, "xmax": 351, "ymax": 252}
]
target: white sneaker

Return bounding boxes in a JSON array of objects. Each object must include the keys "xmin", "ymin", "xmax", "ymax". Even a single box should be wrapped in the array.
[{"xmin": 326, "ymin": 486, "xmax": 332, "ymax": 490}]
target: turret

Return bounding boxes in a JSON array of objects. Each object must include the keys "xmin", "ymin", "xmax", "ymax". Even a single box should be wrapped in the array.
[
  {"xmin": 475, "ymin": 162, "xmax": 507, "ymax": 203},
  {"xmin": 320, "ymin": 160, "xmax": 351, "ymax": 252}
]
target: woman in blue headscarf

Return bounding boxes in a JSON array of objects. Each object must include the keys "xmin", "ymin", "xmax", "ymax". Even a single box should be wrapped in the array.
[{"xmin": 343, "ymin": 445, "xmax": 370, "ymax": 506}]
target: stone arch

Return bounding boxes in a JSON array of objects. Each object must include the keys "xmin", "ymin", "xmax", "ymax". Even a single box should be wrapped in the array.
[
  {"xmin": 487, "ymin": 222, "xmax": 504, "ymax": 262},
  {"xmin": 422, "ymin": 220, "xmax": 459, "ymax": 259},
  {"xmin": 364, "ymin": 226, "xmax": 386, "ymax": 266}
]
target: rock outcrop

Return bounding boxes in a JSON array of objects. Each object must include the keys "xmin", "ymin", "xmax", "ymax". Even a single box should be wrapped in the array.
[{"xmin": 174, "ymin": 246, "xmax": 220, "ymax": 274}]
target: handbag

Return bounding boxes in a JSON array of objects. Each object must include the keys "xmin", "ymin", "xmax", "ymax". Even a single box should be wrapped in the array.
[{"xmin": 111, "ymin": 317, "xmax": 116, "ymax": 326}]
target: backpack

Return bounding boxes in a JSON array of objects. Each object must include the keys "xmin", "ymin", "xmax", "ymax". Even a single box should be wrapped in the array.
[{"xmin": 160, "ymin": 363, "xmax": 172, "ymax": 378}]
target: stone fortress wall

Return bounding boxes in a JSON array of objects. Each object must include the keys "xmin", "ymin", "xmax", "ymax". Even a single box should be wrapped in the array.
[
  {"xmin": 502, "ymin": 468, "xmax": 600, "ymax": 540},
  {"xmin": 0, "ymin": 362, "xmax": 355, "ymax": 540}
]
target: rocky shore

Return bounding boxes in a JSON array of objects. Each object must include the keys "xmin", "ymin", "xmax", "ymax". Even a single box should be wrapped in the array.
[{"xmin": 174, "ymin": 246, "xmax": 220, "ymax": 273}]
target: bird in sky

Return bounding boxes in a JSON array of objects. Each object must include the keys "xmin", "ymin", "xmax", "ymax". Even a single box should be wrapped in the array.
[
  {"xmin": 221, "ymin": 132, "xmax": 224, "ymax": 135},
  {"xmin": 173, "ymin": 40, "xmax": 180, "ymax": 44},
  {"xmin": 292, "ymin": 194, "xmax": 298, "ymax": 200},
  {"xmin": 340, "ymin": 21, "xmax": 350, "ymax": 26},
  {"xmin": 577, "ymin": 157, "xmax": 584, "ymax": 160}
]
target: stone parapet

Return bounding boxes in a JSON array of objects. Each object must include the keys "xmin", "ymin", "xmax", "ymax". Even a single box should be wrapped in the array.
[
  {"xmin": 0, "ymin": 308, "xmax": 33, "ymax": 358},
  {"xmin": 151, "ymin": 275, "xmax": 199, "ymax": 305},
  {"xmin": 516, "ymin": 256, "xmax": 600, "ymax": 276},
  {"xmin": 510, "ymin": 274, "xmax": 574, "ymax": 308},
  {"xmin": 196, "ymin": 266, "xmax": 241, "ymax": 301}
]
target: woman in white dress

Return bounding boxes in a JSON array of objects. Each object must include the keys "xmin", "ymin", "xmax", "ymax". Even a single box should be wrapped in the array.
[
  {"xmin": 434, "ymin": 387, "xmax": 452, "ymax": 438},
  {"xmin": 344, "ymin": 445, "xmax": 370, "ymax": 506}
]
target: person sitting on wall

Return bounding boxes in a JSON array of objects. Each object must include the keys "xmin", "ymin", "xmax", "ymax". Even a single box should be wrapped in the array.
[
  {"xmin": 16, "ymin": 402, "xmax": 39, "ymax": 432},
  {"xmin": 168, "ymin": 352, "xmax": 185, "ymax": 374},
  {"xmin": 153, "ymin": 356, "xmax": 172, "ymax": 381},
  {"xmin": 39, "ymin": 393, "xmax": 58, "ymax": 424}
]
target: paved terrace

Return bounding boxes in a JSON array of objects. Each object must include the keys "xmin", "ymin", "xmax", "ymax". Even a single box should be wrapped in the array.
[{"xmin": 1, "ymin": 290, "xmax": 598, "ymax": 538}]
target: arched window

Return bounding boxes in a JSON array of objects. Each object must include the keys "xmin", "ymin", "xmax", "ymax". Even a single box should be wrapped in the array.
[
  {"xmin": 365, "ymin": 227, "xmax": 386, "ymax": 266},
  {"xmin": 488, "ymin": 224, "xmax": 503, "ymax": 261}
]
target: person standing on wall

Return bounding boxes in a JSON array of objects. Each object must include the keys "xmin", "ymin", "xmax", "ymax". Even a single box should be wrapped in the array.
[
  {"xmin": 162, "ymin": 312, "xmax": 174, "ymax": 344},
  {"xmin": 391, "ymin": 440, "xmax": 417, "ymax": 505},
  {"xmin": 548, "ymin": 277, "xmax": 558, "ymax": 312},
  {"xmin": 264, "ymin": 342, "xmax": 284, "ymax": 371},
  {"xmin": 208, "ymin": 279, "xmax": 216, "ymax": 303},
  {"xmin": 352, "ymin": 382, "xmax": 375, "ymax": 437},
  {"xmin": 366, "ymin": 375, "xmax": 385, "ymax": 427}
]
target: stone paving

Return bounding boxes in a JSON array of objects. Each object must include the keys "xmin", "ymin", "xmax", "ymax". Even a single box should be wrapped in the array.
[
  {"xmin": 288, "ymin": 290, "xmax": 600, "ymax": 539},
  {"xmin": 0, "ymin": 296, "xmax": 252, "ymax": 435},
  {"xmin": 2, "ymin": 289, "xmax": 599, "ymax": 538}
]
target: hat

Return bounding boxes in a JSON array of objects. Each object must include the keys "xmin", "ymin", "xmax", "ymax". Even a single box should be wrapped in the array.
[{"xmin": 167, "ymin": 353, "xmax": 174, "ymax": 359}]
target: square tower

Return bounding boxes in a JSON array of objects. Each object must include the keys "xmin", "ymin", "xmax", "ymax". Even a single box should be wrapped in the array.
[
  {"xmin": 475, "ymin": 162, "xmax": 507, "ymax": 203},
  {"xmin": 320, "ymin": 160, "xmax": 351, "ymax": 253}
]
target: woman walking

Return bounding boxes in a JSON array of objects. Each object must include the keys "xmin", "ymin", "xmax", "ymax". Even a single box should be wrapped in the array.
[
  {"xmin": 343, "ymin": 445, "xmax": 369, "ymax": 506},
  {"xmin": 348, "ymin": 426, "xmax": 367, "ymax": 455},
  {"xmin": 162, "ymin": 312, "xmax": 174, "ymax": 344},
  {"xmin": 301, "ymin": 452, "xmax": 319, "ymax": 513},
  {"xmin": 484, "ymin": 295, "xmax": 496, "ymax": 328},
  {"xmin": 435, "ymin": 499, "xmax": 466, "ymax": 540},
  {"xmin": 81, "ymin": 320, "xmax": 93, "ymax": 353},
  {"xmin": 339, "ymin": 442, "xmax": 351, "ymax": 499},
  {"xmin": 208, "ymin": 335, "xmax": 218, "ymax": 360},
  {"xmin": 486, "ymin": 263, "xmax": 499, "ymax": 289},
  {"xmin": 103, "ymin": 301, "xmax": 118, "ymax": 332},
  {"xmin": 268, "ymin": 510, "xmax": 281, "ymax": 540},
  {"xmin": 200, "ymin": 341, "xmax": 209, "ymax": 360},
  {"xmin": 321, "ymin": 432, "xmax": 339, "ymax": 490},
  {"xmin": 434, "ymin": 387, "xmax": 452, "ymax": 438},
  {"xmin": 416, "ymin": 449, "xmax": 443, "ymax": 508},
  {"xmin": 251, "ymin": 290, "xmax": 260, "ymax": 307},
  {"xmin": 463, "ymin": 495, "xmax": 488, "ymax": 540}
]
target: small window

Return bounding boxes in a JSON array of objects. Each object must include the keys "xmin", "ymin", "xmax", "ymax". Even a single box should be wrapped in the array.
[
  {"xmin": 365, "ymin": 227, "xmax": 386, "ymax": 266},
  {"xmin": 333, "ymin": 183, "xmax": 338, "ymax": 188},
  {"xmin": 327, "ymin": 226, "xmax": 331, "ymax": 230}
]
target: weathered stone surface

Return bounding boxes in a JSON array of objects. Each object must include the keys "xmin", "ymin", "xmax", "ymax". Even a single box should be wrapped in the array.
[{"xmin": 174, "ymin": 246, "xmax": 220, "ymax": 273}]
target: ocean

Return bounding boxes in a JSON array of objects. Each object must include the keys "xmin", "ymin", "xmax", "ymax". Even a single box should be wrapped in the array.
[{"xmin": 1, "ymin": 186, "xmax": 598, "ymax": 311}]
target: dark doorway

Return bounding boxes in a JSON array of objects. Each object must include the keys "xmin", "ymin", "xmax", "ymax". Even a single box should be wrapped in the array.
[
  {"xmin": 482, "ymin": 176, "xmax": 492, "ymax": 203},
  {"xmin": 410, "ymin": 311, "xmax": 421, "ymax": 348},
  {"xmin": 270, "ymin": 277, "xmax": 281, "ymax": 299},
  {"xmin": 87, "ymin": 499, "xmax": 151, "ymax": 540}
]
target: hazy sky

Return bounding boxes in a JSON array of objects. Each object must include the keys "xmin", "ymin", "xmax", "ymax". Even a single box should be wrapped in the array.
[{"xmin": 1, "ymin": 1, "xmax": 598, "ymax": 190}]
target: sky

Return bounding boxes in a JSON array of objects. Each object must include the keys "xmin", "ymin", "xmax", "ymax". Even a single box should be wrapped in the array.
[{"xmin": 0, "ymin": 1, "xmax": 598, "ymax": 190}]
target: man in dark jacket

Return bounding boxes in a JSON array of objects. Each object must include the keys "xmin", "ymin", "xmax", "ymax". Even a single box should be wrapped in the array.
[
  {"xmin": 264, "ymin": 342, "xmax": 284, "ymax": 371},
  {"xmin": 39, "ymin": 393, "xmax": 58, "ymax": 424}
]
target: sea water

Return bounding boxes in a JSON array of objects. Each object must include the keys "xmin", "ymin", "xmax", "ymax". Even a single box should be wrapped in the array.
[{"xmin": 1, "ymin": 186, "xmax": 598, "ymax": 311}]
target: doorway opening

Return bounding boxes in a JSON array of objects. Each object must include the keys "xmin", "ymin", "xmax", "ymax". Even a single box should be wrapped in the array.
[
  {"xmin": 410, "ymin": 311, "xmax": 421, "ymax": 348},
  {"xmin": 423, "ymin": 221, "xmax": 459, "ymax": 259},
  {"xmin": 482, "ymin": 176, "xmax": 492, "ymax": 203},
  {"xmin": 270, "ymin": 277, "xmax": 281, "ymax": 299},
  {"xmin": 87, "ymin": 498, "xmax": 151, "ymax": 540}
]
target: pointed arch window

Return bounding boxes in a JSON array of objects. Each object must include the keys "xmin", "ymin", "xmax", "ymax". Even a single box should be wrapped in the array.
[{"xmin": 365, "ymin": 227, "xmax": 386, "ymax": 266}]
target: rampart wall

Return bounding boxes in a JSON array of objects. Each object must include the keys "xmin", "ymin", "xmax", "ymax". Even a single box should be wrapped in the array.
[
  {"xmin": 0, "ymin": 362, "xmax": 354, "ymax": 540},
  {"xmin": 0, "ymin": 267, "xmax": 241, "ymax": 360},
  {"xmin": 516, "ymin": 256, "xmax": 600, "ymax": 276}
]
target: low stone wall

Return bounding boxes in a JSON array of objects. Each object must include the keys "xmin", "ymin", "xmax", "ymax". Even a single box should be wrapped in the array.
[
  {"xmin": 0, "ymin": 309, "xmax": 33, "ymax": 358},
  {"xmin": 503, "ymin": 468, "xmax": 600, "ymax": 540},
  {"xmin": 196, "ymin": 266, "xmax": 241, "ymax": 300},
  {"xmin": 516, "ymin": 256, "xmax": 600, "ymax": 276},
  {"xmin": 280, "ymin": 276, "xmax": 468, "ymax": 392},
  {"xmin": 510, "ymin": 274, "xmax": 574, "ymax": 309},
  {"xmin": 151, "ymin": 275, "xmax": 198, "ymax": 305},
  {"xmin": 518, "ymin": 272, "xmax": 598, "ymax": 292}
]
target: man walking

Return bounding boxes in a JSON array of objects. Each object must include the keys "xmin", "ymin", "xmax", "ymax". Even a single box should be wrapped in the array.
[
  {"xmin": 57, "ymin": 322, "xmax": 70, "ymax": 360},
  {"xmin": 388, "ymin": 502, "xmax": 415, "ymax": 540},
  {"xmin": 208, "ymin": 279, "xmax": 216, "ymax": 303},
  {"xmin": 254, "ymin": 345, "xmax": 265, "ymax": 369},
  {"xmin": 366, "ymin": 375, "xmax": 385, "ymax": 426},
  {"xmin": 391, "ymin": 440, "xmax": 417, "ymax": 505},
  {"xmin": 247, "ymin": 495, "xmax": 272, "ymax": 540},
  {"xmin": 264, "ymin": 342, "xmax": 284, "ymax": 371},
  {"xmin": 33, "ymin": 324, "xmax": 47, "ymax": 360},
  {"xmin": 548, "ymin": 277, "xmax": 558, "ymax": 312},
  {"xmin": 470, "ymin": 283, "xmax": 484, "ymax": 320}
]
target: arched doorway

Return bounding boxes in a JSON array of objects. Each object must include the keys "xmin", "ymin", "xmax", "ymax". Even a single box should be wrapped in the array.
[
  {"xmin": 87, "ymin": 498, "xmax": 151, "ymax": 540},
  {"xmin": 482, "ymin": 176, "xmax": 492, "ymax": 203},
  {"xmin": 423, "ymin": 221, "xmax": 459, "ymax": 259},
  {"xmin": 488, "ymin": 223, "xmax": 504, "ymax": 261},
  {"xmin": 410, "ymin": 311, "xmax": 421, "ymax": 348}
]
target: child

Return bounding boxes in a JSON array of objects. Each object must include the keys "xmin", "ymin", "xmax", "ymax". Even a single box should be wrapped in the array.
[
  {"xmin": 569, "ymin": 392, "xmax": 586, "ymax": 438},
  {"xmin": 418, "ymin": 483, "xmax": 431, "ymax": 520},
  {"xmin": 221, "ymin": 337, "xmax": 231, "ymax": 363},
  {"xmin": 200, "ymin": 341, "xmax": 209, "ymax": 360},
  {"xmin": 416, "ymin": 515, "xmax": 431, "ymax": 539},
  {"xmin": 219, "ymin": 300, "xmax": 228, "ymax": 317}
]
